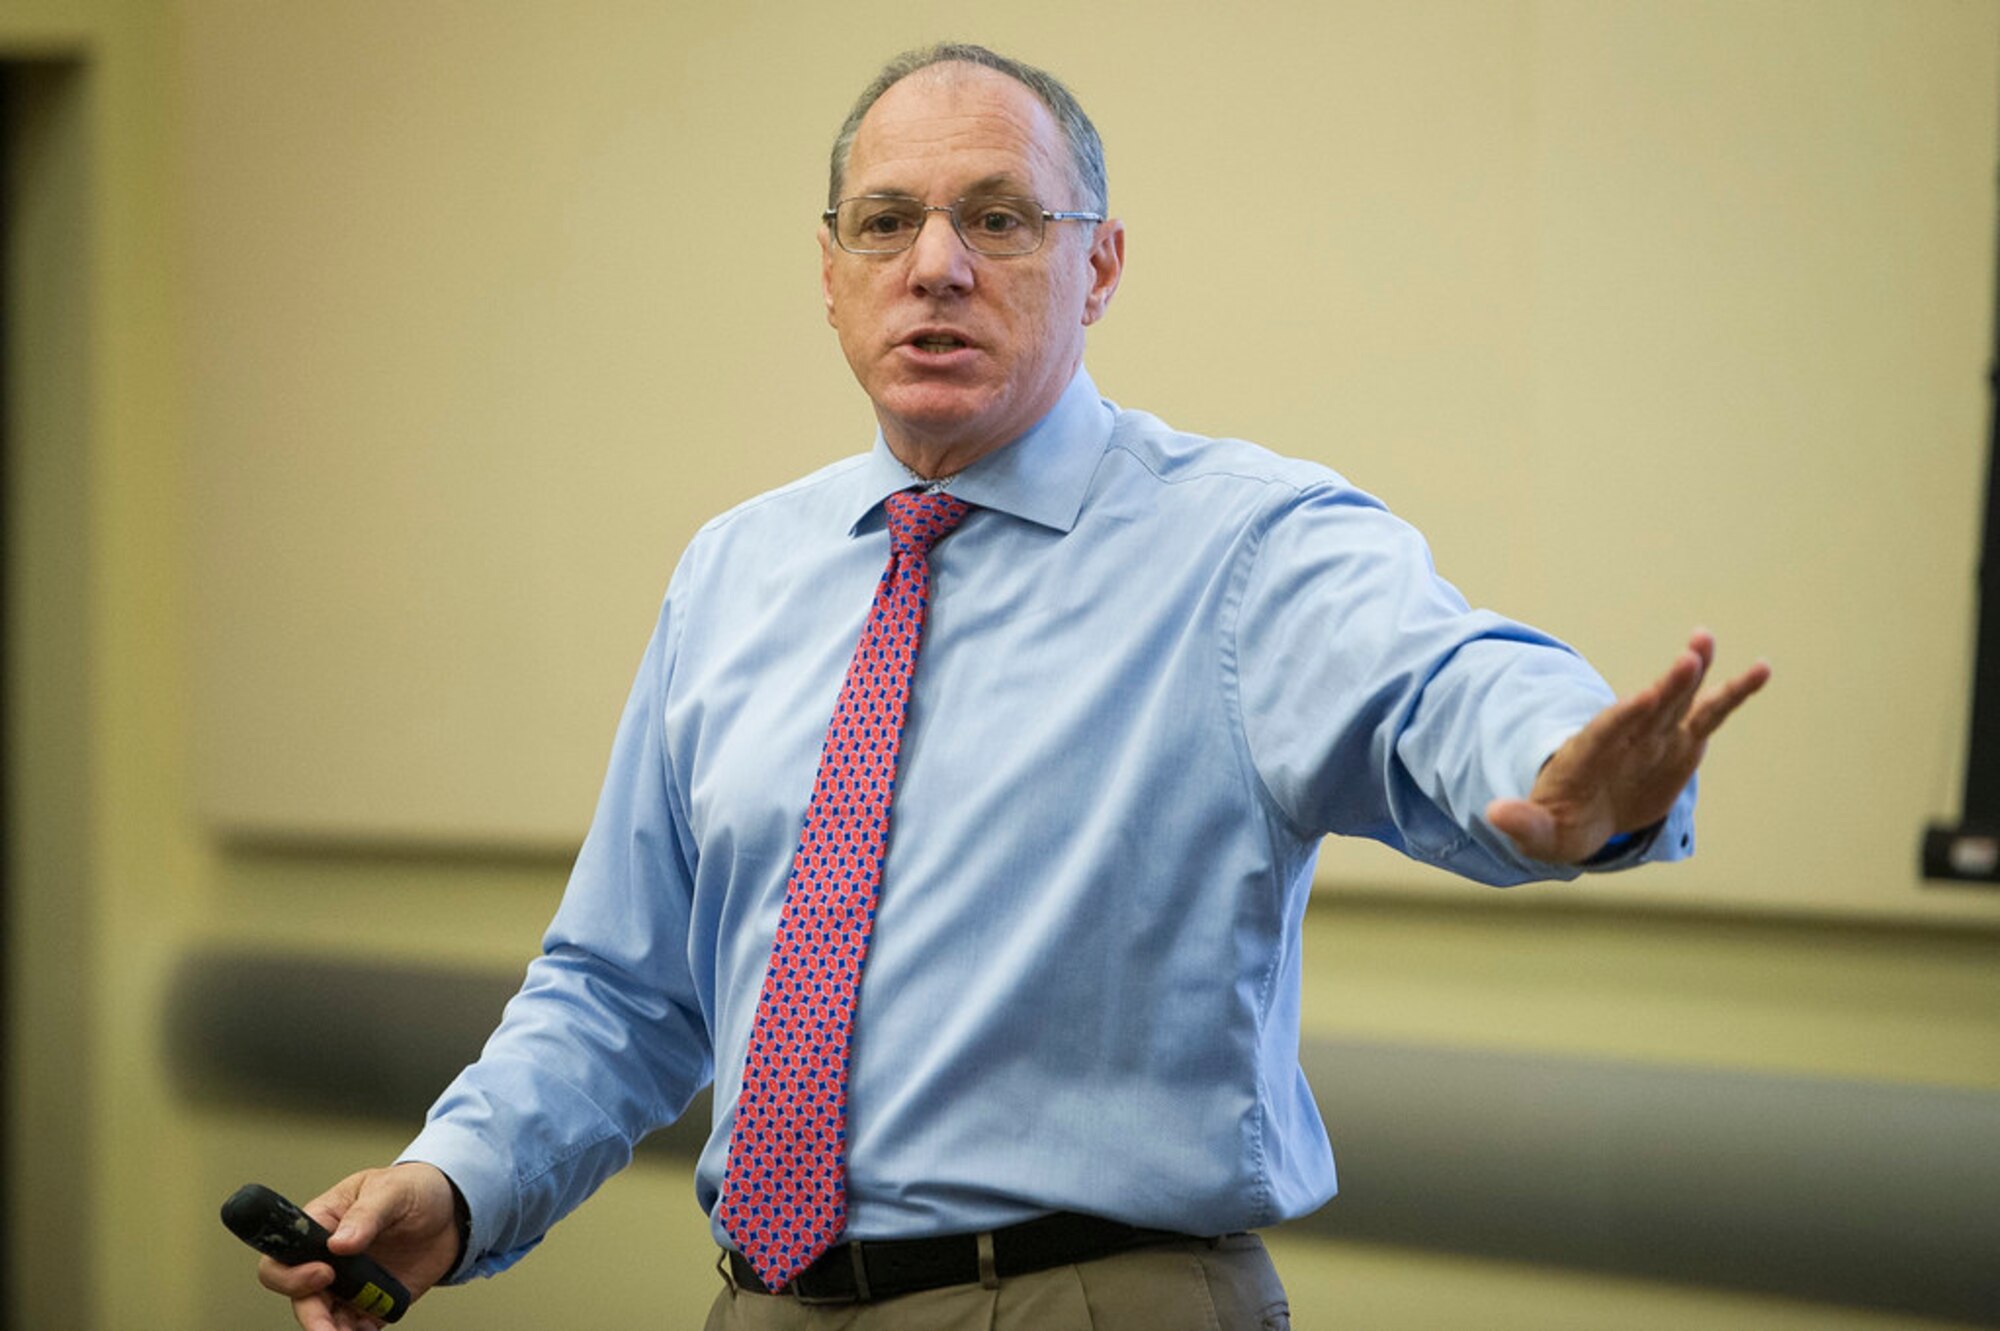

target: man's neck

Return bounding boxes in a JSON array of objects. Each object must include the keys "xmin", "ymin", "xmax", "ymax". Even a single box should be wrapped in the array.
[{"xmin": 884, "ymin": 434, "xmax": 1006, "ymax": 482}]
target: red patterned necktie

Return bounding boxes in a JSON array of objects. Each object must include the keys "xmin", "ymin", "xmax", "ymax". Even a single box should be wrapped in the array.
[{"xmin": 718, "ymin": 489, "xmax": 971, "ymax": 1290}]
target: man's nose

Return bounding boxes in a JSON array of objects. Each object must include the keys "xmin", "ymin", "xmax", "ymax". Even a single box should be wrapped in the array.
[{"xmin": 906, "ymin": 209, "xmax": 974, "ymax": 295}]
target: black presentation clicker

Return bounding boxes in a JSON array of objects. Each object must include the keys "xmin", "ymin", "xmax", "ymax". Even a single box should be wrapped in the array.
[{"xmin": 221, "ymin": 1182, "xmax": 411, "ymax": 1323}]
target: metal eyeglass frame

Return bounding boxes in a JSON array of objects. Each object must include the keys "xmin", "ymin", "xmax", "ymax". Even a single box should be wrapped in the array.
[{"xmin": 823, "ymin": 194, "xmax": 1106, "ymax": 257}]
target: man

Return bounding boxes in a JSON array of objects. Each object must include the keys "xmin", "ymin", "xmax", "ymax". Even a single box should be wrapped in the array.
[{"xmin": 259, "ymin": 43, "xmax": 1767, "ymax": 1330}]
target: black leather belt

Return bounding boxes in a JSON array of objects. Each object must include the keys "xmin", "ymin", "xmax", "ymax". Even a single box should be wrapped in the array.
[{"xmin": 724, "ymin": 1210, "xmax": 1199, "ymax": 1304}]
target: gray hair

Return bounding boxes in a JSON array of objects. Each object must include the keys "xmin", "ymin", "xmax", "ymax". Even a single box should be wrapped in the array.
[{"xmin": 827, "ymin": 43, "xmax": 1107, "ymax": 214}]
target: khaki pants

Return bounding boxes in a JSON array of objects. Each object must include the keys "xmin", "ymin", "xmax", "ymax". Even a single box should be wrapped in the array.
[{"xmin": 704, "ymin": 1233, "xmax": 1290, "ymax": 1331}]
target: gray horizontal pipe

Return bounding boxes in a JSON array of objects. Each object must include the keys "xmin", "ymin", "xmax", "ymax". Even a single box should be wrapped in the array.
[{"xmin": 167, "ymin": 951, "xmax": 2000, "ymax": 1325}]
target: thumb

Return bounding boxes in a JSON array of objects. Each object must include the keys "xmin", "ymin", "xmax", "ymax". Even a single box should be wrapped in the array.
[
  {"xmin": 324, "ymin": 1176, "xmax": 400, "ymax": 1254},
  {"xmin": 328, "ymin": 1209, "xmax": 376, "ymax": 1255},
  {"xmin": 1486, "ymin": 797, "xmax": 1557, "ymax": 859}
]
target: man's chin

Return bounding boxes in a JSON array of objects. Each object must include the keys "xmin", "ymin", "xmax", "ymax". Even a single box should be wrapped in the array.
[{"xmin": 874, "ymin": 390, "xmax": 1008, "ymax": 454}]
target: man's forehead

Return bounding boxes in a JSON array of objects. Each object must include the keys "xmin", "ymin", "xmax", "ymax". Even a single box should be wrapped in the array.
[{"xmin": 845, "ymin": 64, "xmax": 1065, "ymax": 194}]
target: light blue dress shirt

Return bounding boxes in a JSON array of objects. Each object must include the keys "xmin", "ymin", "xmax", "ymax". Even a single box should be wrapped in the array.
[{"xmin": 404, "ymin": 368, "xmax": 1695, "ymax": 1280}]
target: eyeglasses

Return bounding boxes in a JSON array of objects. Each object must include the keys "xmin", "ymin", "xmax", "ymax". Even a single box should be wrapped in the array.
[{"xmin": 824, "ymin": 193, "xmax": 1105, "ymax": 257}]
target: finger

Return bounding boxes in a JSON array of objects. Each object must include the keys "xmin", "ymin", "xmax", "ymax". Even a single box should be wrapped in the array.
[
  {"xmin": 1652, "ymin": 643, "xmax": 1710, "ymax": 718},
  {"xmin": 1587, "ymin": 647, "xmax": 1703, "ymax": 747},
  {"xmin": 293, "ymin": 1283, "xmax": 386, "ymax": 1331},
  {"xmin": 1668, "ymin": 630, "xmax": 1718, "ymax": 719},
  {"xmin": 1615, "ymin": 646, "xmax": 1709, "ymax": 751},
  {"xmin": 1686, "ymin": 661, "xmax": 1770, "ymax": 737},
  {"xmin": 286, "ymin": 1290, "xmax": 342, "ymax": 1331},
  {"xmin": 1684, "ymin": 627, "xmax": 1717, "ymax": 673},
  {"xmin": 1686, "ymin": 660, "xmax": 1771, "ymax": 740},
  {"xmin": 311, "ymin": 1300, "xmax": 357, "ymax": 1331},
  {"xmin": 260, "ymin": 1257, "xmax": 335, "ymax": 1299}
]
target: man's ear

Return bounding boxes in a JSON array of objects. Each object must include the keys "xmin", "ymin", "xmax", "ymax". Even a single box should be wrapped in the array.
[
  {"xmin": 820, "ymin": 226, "xmax": 839, "ymax": 328},
  {"xmin": 1081, "ymin": 219, "xmax": 1125, "ymax": 327}
]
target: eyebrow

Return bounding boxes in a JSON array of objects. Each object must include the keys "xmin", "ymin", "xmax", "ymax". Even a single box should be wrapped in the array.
[{"xmin": 960, "ymin": 174, "xmax": 1030, "ymax": 196}]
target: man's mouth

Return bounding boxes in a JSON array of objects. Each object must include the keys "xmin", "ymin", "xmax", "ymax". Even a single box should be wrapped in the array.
[{"xmin": 908, "ymin": 334, "xmax": 971, "ymax": 353}]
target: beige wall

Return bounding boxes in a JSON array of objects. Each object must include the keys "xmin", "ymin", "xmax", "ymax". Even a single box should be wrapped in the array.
[
  {"xmin": 7, "ymin": 2, "xmax": 2000, "ymax": 1328},
  {"xmin": 174, "ymin": 0, "xmax": 2000, "ymax": 926}
]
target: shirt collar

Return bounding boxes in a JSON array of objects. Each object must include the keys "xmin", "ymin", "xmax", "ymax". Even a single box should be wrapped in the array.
[{"xmin": 847, "ymin": 368, "xmax": 1113, "ymax": 536}]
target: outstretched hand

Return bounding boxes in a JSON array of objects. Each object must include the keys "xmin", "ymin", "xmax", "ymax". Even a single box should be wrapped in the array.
[
  {"xmin": 1486, "ymin": 630, "xmax": 1769, "ymax": 865},
  {"xmin": 256, "ymin": 1162, "xmax": 462, "ymax": 1331}
]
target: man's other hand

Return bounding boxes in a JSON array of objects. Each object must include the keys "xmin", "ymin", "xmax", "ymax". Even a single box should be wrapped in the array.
[
  {"xmin": 1486, "ymin": 629, "xmax": 1770, "ymax": 865},
  {"xmin": 255, "ymin": 1162, "xmax": 461, "ymax": 1331}
]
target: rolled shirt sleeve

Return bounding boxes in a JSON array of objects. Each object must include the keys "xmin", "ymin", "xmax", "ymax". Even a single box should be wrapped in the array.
[{"xmin": 1233, "ymin": 481, "xmax": 1694, "ymax": 884}]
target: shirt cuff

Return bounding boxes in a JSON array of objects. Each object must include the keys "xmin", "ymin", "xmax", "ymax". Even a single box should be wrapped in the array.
[
  {"xmin": 398, "ymin": 1121, "xmax": 540, "ymax": 1284},
  {"xmin": 1578, "ymin": 780, "xmax": 1698, "ymax": 873},
  {"xmin": 1580, "ymin": 821, "xmax": 1662, "ymax": 868}
]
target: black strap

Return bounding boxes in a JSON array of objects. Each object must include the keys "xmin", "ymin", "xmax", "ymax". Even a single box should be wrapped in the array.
[{"xmin": 726, "ymin": 1211, "xmax": 1198, "ymax": 1304}]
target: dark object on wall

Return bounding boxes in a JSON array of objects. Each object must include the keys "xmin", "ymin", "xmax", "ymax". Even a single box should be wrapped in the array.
[{"xmin": 1926, "ymin": 150, "xmax": 2000, "ymax": 887}]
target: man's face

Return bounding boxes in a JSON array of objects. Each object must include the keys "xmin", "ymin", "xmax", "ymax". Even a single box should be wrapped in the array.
[{"xmin": 821, "ymin": 65, "xmax": 1124, "ymax": 471}]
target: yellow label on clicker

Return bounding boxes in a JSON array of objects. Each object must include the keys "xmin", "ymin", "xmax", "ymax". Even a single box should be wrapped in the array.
[{"xmin": 354, "ymin": 1283, "xmax": 394, "ymax": 1317}]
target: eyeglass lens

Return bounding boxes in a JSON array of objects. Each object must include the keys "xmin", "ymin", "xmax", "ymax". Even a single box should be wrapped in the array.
[{"xmin": 835, "ymin": 195, "xmax": 1045, "ymax": 256}]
